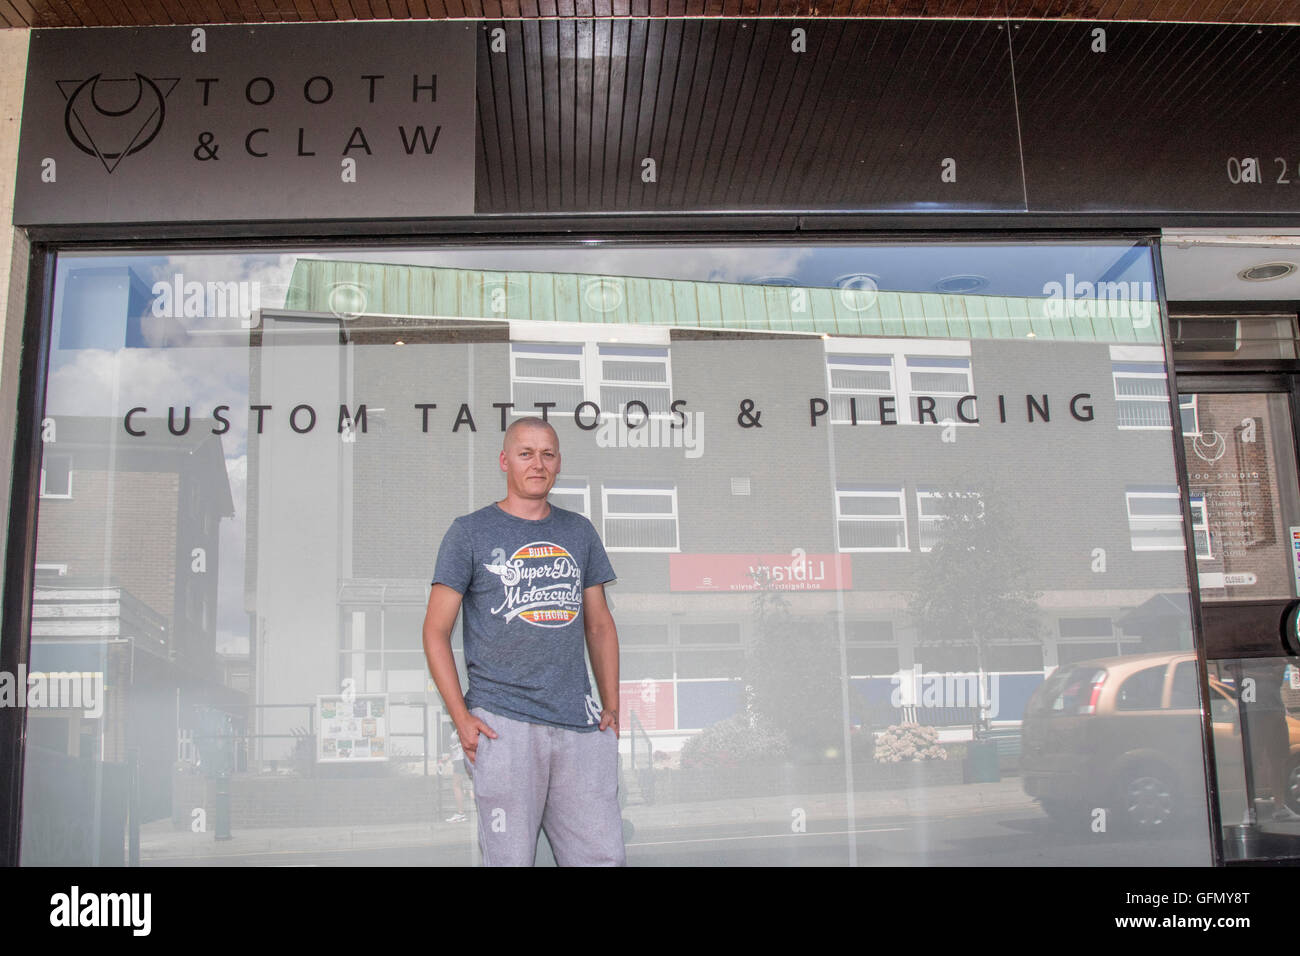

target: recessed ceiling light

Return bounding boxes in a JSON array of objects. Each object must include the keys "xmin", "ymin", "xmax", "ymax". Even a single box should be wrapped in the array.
[
  {"xmin": 751, "ymin": 275, "xmax": 797, "ymax": 286},
  {"xmin": 835, "ymin": 273, "xmax": 880, "ymax": 290},
  {"xmin": 1238, "ymin": 261, "xmax": 1297, "ymax": 282},
  {"xmin": 936, "ymin": 274, "xmax": 988, "ymax": 294},
  {"xmin": 582, "ymin": 278, "xmax": 624, "ymax": 312},
  {"xmin": 835, "ymin": 273, "xmax": 880, "ymax": 313}
]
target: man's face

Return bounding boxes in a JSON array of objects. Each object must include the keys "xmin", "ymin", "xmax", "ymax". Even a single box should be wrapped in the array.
[{"xmin": 500, "ymin": 424, "xmax": 560, "ymax": 500}]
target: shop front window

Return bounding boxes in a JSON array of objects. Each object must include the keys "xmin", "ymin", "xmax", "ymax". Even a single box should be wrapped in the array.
[{"xmin": 18, "ymin": 240, "xmax": 1211, "ymax": 866}]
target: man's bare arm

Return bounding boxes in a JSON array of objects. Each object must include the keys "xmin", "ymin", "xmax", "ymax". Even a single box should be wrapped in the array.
[
  {"xmin": 583, "ymin": 583, "xmax": 620, "ymax": 737},
  {"xmin": 422, "ymin": 583, "xmax": 496, "ymax": 761}
]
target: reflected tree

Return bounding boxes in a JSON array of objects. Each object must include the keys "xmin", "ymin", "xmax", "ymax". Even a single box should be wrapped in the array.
[
  {"xmin": 907, "ymin": 488, "xmax": 1043, "ymax": 734},
  {"xmin": 742, "ymin": 580, "xmax": 845, "ymax": 761}
]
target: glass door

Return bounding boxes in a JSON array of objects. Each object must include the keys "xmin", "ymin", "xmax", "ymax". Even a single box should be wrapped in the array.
[{"xmin": 1177, "ymin": 381, "xmax": 1300, "ymax": 862}]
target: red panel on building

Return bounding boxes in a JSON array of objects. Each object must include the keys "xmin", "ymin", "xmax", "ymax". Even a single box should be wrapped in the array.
[
  {"xmin": 669, "ymin": 553, "xmax": 852, "ymax": 592},
  {"xmin": 619, "ymin": 681, "xmax": 676, "ymax": 733}
]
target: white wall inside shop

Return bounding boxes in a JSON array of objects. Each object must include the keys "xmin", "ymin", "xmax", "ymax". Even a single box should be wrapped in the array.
[
  {"xmin": 252, "ymin": 314, "xmax": 350, "ymax": 760},
  {"xmin": 0, "ymin": 29, "xmax": 30, "ymax": 635}
]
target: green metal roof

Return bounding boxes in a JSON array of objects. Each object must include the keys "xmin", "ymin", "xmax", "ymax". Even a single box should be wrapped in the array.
[{"xmin": 285, "ymin": 258, "xmax": 1162, "ymax": 344}]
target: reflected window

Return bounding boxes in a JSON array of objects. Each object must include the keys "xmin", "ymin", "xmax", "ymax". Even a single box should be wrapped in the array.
[
  {"xmin": 823, "ymin": 338, "xmax": 973, "ymax": 425},
  {"xmin": 678, "ymin": 621, "xmax": 742, "ymax": 645},
  {"xmin": 619, "ymin": 623, "xmax": 671, "ymax": 645},
  {"xmin": 917, "ymin": 488, "xmax": 943, "ymax": 552},
  {"xmin": 1046, "ymin": 666, "xmax": 1108, "ymax": 713},
  {"xmin": 1179, "ymin": 394, "xmax": 1199, "ymax": 435},
  {"xmin": 987, "ymin": 643, "xmax": 1044, "ymax": 671},
  {"xmin": 827, "ymin": 353, "xmax": 892, "ymax": 424},
  {"xmin": 1170, "ymin": 660, "xmax": 1202, "ymax": 710},
  {"xmin": 846, "ymin": 620, "xmax": 898, "ymax": 676},
  {"xmin": 624, "ymin": 650, "xmax": 674, "ymax": 680},
  {"xmin": 1056, "ymin": 616, "xmax": 1121, "ymax": 666},
  {"xmin": 836, "ymin": 484, "xmax": 907, "ymax": 551},
  {"xmin": 1112, "ymin": 360, "xmax": 1171, "ymax": 429},
  {"xmin": 1188, "ymin": 494, "xmax": 1212, "ymax": 559},
  {"xmin": 598, "ymin": 345, "xmax": 671, "ymax": 416},
  {"xmin": 847, "ymin": 646, "xmax": 901, "ymax": 676},
  {"xmin": 338, "ymin": 605, "xmax": 429, "ymax": 695},
  {"xmin": 1126, "ymin": 487, "xmax": 1186, "ymax": 551},
  {"xmin": 678, "ymin": 648, "xmax": 744, "ymax": 679},
  {"xmin": 917, "ymin": 643, "xmax": 978, "ymax": 672},
  {"xmin": 510, "ymin": 332, "xmax": 674, "ymax": 420},
  {"xmin": 602, "ymin": 481, "xmax": 679, "ymax": 551},
  {"xmin": 510, "ymin": 343, "xmax": 584, "ymax": 414},
  {"xmin": 550, "ymin": 477, "xmax": 590, "ymax": 518},
  {"xmin": 40, "ymin": 454, "xmax": 73, "ymax": 499},
  {"xmin": 1116, "ymin": 663, "xmax": 1168, "ymax": 711},
  {"xmin": 906, "ymin": 356, "xmax": 973, "ymax": 424}
]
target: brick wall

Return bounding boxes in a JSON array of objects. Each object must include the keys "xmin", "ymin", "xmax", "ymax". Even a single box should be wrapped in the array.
[{"xmin": 35, "ymin": 468, "xmax": 180, "ymax": 621}]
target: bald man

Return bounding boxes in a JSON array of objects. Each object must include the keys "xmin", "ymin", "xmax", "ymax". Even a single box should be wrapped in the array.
[{"xmin": 422, "ymin": 416, "xmax": 625, "ymax": 865}]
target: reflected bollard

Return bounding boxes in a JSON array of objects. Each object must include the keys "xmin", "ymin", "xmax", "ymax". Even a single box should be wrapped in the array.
[
  {"xmin": 198, "ymin": 707, "xmax": 235, "ymax": 841},
  {"xmin": 963, "ymin": 738, "xmax": 1001, "ymax": 784},
  {"xmin": 214, "ymin": 773, "xmax": 232, "ymax": 841}
]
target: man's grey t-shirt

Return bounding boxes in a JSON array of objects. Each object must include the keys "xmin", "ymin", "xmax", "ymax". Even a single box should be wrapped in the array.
[{"xmin": 432, "ymin": 502, "xmax": 616, "ymax": 732}]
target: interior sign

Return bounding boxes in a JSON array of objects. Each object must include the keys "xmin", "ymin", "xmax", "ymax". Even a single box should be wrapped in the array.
[
  {"xmin": 1291, "ymin": 526, "xmax": 1300, "ymax": 597},
  {"xmin": 15, "ymin": 22, "xmax": 476, "ymax": 224}
]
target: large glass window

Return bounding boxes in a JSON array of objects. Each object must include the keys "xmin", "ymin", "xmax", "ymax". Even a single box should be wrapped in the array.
[{"xmin": 17, "ymin": 240, "xmax": 1211, "ymax": 867}]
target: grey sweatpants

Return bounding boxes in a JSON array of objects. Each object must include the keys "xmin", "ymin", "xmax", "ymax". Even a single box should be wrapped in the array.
[{"xmin": 466, "ymin": 706, "xmax": 626, "ymax": 866}]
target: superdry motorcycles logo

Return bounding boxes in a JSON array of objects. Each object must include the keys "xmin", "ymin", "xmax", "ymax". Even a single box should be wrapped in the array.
[
  {"xmin": 484, "ymin": 543, "xmax": 582, "ymax": 628},
  {"xmin": 59, "ymin": 74, "xmax": 179, "ymax": 173}
]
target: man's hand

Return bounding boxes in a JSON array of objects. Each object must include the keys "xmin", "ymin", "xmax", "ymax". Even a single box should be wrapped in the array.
[
  {"xmin": 455, "ymin": 713, "xmax": 498, "ymax": 764},
  {"xmin": 583, "ymin": 583, "xmax": 620, "ymax": 740}
]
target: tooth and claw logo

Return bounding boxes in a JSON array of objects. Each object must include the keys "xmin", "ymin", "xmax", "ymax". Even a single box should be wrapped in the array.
[
  {"xmin": 1192, "ymin": 430, "xmax": 1227, "ymax": 464},
  {"xmin": 59, "ymin": 74, "xmax": 179, "ymax": 173}
]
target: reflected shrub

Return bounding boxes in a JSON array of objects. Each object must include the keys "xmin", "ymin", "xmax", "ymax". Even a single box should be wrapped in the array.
[
  {"xmin": 679, "ymin": 714, "xmax": 790, "ymax": 770},
  {"xmin": 874, "ymin": 723, "xmax": 948, "ymax": 763}
]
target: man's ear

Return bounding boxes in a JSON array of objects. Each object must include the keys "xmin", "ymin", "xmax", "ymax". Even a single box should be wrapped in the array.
[{"xmin": 499, "ymin": 450, "xmax": 509, "ymax": 472}]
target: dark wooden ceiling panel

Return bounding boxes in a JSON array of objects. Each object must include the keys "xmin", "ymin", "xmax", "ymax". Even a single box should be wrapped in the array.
[
  {"xmin": 3, "ymin": 0, "xmax": 1298, "ymax": 31},
  {"xmin": 475, "ymin": 17, "xmax": 1027, "ymax": 212},
  {"xmin": 1014, "ymin": 21, "xmax": 1300, "ymax": 212}
]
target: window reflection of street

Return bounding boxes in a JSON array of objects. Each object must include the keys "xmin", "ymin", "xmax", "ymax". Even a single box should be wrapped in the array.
[{"xmin": 24, "ymin": 242, "xmax": 1223, "ymax": 868}]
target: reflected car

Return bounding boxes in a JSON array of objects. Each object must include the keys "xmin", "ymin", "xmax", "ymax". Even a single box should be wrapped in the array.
[{"xmin": 1020, "ymin": 650, "xmax": 1300, "ymax": 831}]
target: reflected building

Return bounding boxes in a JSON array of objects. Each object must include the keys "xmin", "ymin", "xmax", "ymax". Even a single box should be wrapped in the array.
[
  {"xmin": 238, "ymin": 259, "xmax": 1196, "ymax": 766},
  {"xmin": 25, "ymin": 409, "xmax": 236, "ymax": 861},
  {"xmin": 18, "ymin": 244, "xmax": 1232, "ymax": 867}
]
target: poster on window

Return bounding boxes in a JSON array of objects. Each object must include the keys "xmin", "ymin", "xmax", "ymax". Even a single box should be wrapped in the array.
[
  {"xmin": 1182, "ymin": 393, "xmax": 1300, "ymax": 602},
  {"xmin": 619, "ymin": 681, "xmax": 675, "ymax": 733},
  {"xmin": 317, "ymin": 693, "xmax": 388, "ymax": 763}
]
